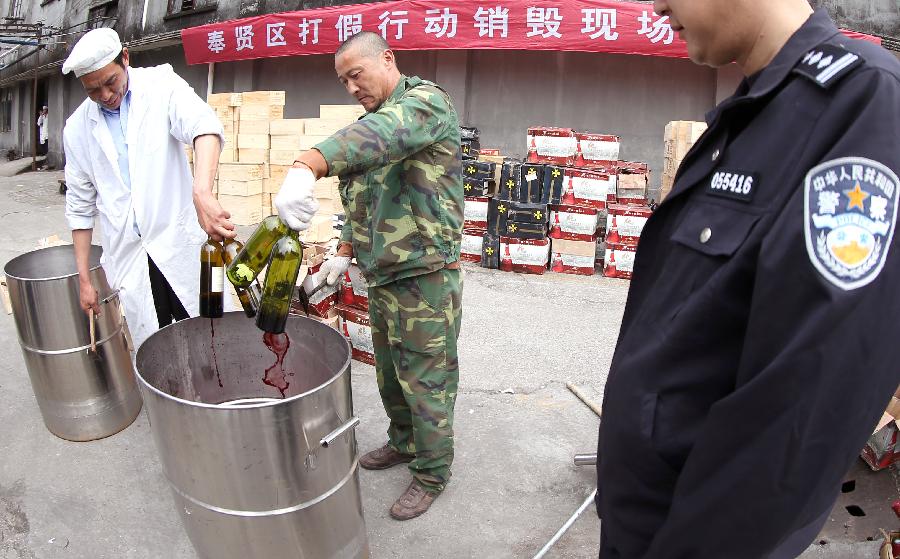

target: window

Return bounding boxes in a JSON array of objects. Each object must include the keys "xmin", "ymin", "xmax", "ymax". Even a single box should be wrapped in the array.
[
  {"xmin": 166, "ymin": 0, "xmax": 217, "ymax": 19},
  {"xmin": 0, "ymin": 89, "xmax": 12, "ymax": 133},
  {"xmin": 87, "ymin": 0, "xmax": 118, "ymax": 30},
  {"xmin": 7, "ymin": 0, "xmax": 22, "ymax": 18}
]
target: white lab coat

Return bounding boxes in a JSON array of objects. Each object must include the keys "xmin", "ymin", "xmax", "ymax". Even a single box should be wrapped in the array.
[
  {"xmin": 37, "ymin": 113, "xmax": 48, "ymax": 144},
  {"xmin": 63, "ymin": 64, "xmax": 224, "ymax": 351}
]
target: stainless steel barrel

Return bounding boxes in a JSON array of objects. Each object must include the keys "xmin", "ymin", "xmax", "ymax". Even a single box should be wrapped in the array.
[
  {"xmin": 135, "ymin": 313, "xmax": 368, "ymax": 559},
  {"xmin": 4, "ymin": 245, "xmax": 141, "ymax": 441}
]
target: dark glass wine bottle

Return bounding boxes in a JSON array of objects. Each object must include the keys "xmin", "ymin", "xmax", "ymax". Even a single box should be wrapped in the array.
[
  {"xmin": 225, "ymin": 215, "xmax": 288, "ymax": 288},
  {"xmin": 223, "ymin": 238, "xmax": 261, "ymax": 318},
  {"xmin": 200, "ymin": 238, "xmax": 224, "ymax": 318},
  {"xmin": 256, "ymin": 230, "xmax": 303, "ymax": 334}
]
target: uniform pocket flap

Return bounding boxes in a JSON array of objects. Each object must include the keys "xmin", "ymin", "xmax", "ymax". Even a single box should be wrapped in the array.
[{"xmin": 671, "ymin": 202, "xmax": 761, "ymax": 257}]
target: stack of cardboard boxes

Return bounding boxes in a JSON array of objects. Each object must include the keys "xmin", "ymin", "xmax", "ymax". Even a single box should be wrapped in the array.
[
  {"xmin": 460, "ymin": 125, "xmax": 654, "ymax": 279},
  {"xmin": 204, "ymin": 91, "xmax": 361, "ymax": 234},
  {"xmin": 661, "ymin": 120, "xmax": 707, "ymax": 201}
]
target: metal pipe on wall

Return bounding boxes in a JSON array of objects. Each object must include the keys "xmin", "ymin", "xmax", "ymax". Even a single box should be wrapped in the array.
[{"xmin": 207, "ymin": 62, "xmax": 215, "ymax": 98}]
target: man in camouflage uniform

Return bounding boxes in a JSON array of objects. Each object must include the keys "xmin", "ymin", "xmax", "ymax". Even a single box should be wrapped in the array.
[{"xmin": 274, "ymin": 31, "xmax": 464, "ymax": 520}]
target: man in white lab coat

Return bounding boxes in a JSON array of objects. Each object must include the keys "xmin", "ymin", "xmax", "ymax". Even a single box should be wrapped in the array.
[
  {"xmin": 63, "ymin": 28, "xmax": 234, "ymax": 350},
  {"xmin": 36, "ymin": 106, "xmax": 48, "ymax": 155}
]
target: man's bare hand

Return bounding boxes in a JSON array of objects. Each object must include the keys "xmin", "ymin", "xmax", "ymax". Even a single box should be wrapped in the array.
[
  {"xmin": 79, "ymin": 278, "xmax": 101, "ymax": 317},
  {"xmin": 193, "ymin": 191, "xmax": 236, "ymax": 242}
]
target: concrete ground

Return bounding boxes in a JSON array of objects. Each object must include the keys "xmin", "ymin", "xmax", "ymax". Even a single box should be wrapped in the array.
[{"xmin": 0, "ymin": 170, "xmax": 892, "ymax": 558}]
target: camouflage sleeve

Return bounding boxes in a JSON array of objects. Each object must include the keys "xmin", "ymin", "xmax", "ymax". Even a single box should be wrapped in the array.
[
  {"xmin": 339, "ymin": 183, "xmax": 352, "ymax": 244},
  {"xmin": 314, "ymin": 85, "xmax": 453, "ymax": 176}
]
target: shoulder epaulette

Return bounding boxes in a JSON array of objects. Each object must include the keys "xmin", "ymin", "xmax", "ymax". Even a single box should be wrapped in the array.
[{"xmin": 793, "ymin": 43, "xmax": 864, "ymax": 88}]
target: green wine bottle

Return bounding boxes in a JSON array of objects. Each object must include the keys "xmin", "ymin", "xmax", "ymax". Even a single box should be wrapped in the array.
[
  {"xmin": 200, "ymin": 238, "xmax": 224, "ymax": 318},
  {"xmin": 256, "ymin": 230, "xmax": 303, "ymax": 334},
  {"xmin": 225, "ymin": 215, "xmax": 288, "ymax": 288},
  {"xmin": 223, "ymin": 238, "xmax": 260, "ymax": 318}
]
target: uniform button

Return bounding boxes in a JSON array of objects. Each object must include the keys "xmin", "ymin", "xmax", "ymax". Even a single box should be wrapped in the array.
[
  {"xmin": 700, "ymin": 227, "xmax": 712, "ymax": 243},
  {"xmin": 711, "ymin": 149, "xmax": 720, "ymax": 161}
]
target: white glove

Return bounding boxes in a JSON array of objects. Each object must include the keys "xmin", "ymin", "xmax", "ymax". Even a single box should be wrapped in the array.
[
  {"xmin": 274, "ymin": 167, "xmax": 319, "ymax": 231},
  {"xmin": 320, "ymin": 256, "xmax": 352, "ymax": 286}
]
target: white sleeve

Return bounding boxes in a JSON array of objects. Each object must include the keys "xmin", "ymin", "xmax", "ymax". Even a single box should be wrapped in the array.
[
  {"xmin": 165, "ymin": 69, "xmax": 224, "ymax": 150},
  {"xmin": 63, "ymin": 126, "xmax": 98, "ymax": 230}
]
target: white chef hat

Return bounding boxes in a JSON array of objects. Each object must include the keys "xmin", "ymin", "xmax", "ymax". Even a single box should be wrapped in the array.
[{"xmin": 62, "ymin": 28, "xmax": 122, "ymax": 77}]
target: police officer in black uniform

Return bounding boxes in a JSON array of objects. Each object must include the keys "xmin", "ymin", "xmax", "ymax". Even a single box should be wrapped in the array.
[{"xmin": 597, "ymin": 0, "xmax": 900, "ymax": 557}]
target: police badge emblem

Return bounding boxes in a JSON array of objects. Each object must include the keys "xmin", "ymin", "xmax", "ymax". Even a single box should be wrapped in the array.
[{"xmin": 804, "ymin": 157, "xmax": 899, "ymax": 290}]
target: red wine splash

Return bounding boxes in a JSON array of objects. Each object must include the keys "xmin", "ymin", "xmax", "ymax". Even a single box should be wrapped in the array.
[
  {"xmin": 210, "ymin": 319, "xmax": 223, "ymax": 388},
  {"xmin": 263, "ymin": 332, "xmax": 292, "ymax": 398}
]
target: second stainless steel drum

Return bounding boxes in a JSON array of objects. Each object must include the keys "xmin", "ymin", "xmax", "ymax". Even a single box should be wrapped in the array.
[
  {"xmin": 4, "ymin": 245, "xmax": 141, "ymax": 442},
  {"xmin": 135, "ymin": 313, "xmax": 368, "ymax": 559}
]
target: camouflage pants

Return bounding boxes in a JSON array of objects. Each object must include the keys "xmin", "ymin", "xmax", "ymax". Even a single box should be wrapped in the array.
[{"xmin": 367, "ymin": 268, "xmax": 463, "ymax": 494}]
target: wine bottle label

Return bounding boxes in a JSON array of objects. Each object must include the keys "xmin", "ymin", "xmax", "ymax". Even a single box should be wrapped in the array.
[{"xmin": 212, "ymin": 267, "xmax": 224, "ymax": 292}]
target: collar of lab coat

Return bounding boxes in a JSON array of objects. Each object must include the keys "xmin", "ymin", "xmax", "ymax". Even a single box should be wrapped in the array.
[{"xmin": 86, "ymin": 67, "xmax": 154, "ymax": 188}]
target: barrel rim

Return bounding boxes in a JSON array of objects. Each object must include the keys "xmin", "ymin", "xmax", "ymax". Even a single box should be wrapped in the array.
[
  {"xmin": 134, "ymin": 314, "xmax": 353, "ymax": 410},
  {"xmin": 4, "ymin": 245, "xmax": 103, "ymax": 282}
]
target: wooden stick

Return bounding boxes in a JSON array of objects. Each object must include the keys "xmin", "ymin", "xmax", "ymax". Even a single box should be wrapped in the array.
[{"xmin": 566, "ymin": 382, "xmax": 602, "ymax": 418}]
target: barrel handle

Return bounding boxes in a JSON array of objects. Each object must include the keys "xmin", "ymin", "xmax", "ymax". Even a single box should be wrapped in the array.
[
  {"xmin": 320, "ymin": 416, "xmax": 360, "ymax": 448},
  {"xmin": 99, "ymin": 289, "xmax": 120, "ymax": 305},
  {"xmin": 89, "ymin": 309, "xmax": 97, "ymax": 353}
]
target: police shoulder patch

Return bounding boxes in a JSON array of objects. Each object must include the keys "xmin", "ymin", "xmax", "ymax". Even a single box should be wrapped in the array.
[
  {"xmin": 804, "ymin": 157, "xmax": 899, "ymax": 290},
  {"xmin": 793, "ymin": 44, "xmax": 864, "ymax": 88}
]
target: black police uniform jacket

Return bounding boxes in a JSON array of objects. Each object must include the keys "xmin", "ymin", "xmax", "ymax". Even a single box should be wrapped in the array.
[{"xmin": 597, "ymin": 10, "xmax": 900, "ymax": 558}]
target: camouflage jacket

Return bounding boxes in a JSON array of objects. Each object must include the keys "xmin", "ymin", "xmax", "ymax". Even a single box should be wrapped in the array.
[{"xmin": 315, "ymin": 75, "xmax": 463, "ymax": 287}]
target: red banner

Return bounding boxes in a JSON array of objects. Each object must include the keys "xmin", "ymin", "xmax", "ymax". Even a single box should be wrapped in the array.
[{"xmin": 181, "ymin": 0, "xmax": 881, "ymax": 65}]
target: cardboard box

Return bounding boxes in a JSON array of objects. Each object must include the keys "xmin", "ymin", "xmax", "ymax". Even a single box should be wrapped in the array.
[
  {"xmin": 268, "ymin": 164, "xmax": 291, "ymax": 184},
  {"xmin": 461, "ymin": 138, "xmax": 480, "ymax": 159},
  {"xmin": 341, "ymin": 264, "xmax": 369, "ymax": 312},
  {"xmin": 505, "ymin": 202, "xmax": 548, "ymax": 225},
  {"xmin": 618, "ymin": 168, "xmax": 649, "ymax": 200},
  {"xmin": 218, "ymin": 194, "xmax": 263, "ymax": 225},
  {"xmin": 566, "ymin": 168, "xmax": 616, "ymax": 210},
  {"xmin": 314, "ymin": 176, "xmax": 340, "ymax": 198},
  {"xmin": 664, "ymin": 120, "xmax": 707, "ymax": 161},
  {"xmin": 219, "ymin": 162, "xmax": 267, "ymax": 182},
  {"xmin": 548, "ymin": 204, "xmax": 601, "ymax": 242},
  {"xmin": 239, "ymin": 104, "xmax": 284, "ymax": 121},
  {"xmin": 499, "ymin": 237, "xmax": 550, "ymax": 274},
  {"xmin": 299, "ymin": 135, "xmax": 330, "ymax": 151},
  {"xmin": 463, "ymin": 177, "xmax": 490, "ymax": 197},
  {"xmin": 270, "ymin": 149, "xmax": 300, "ymax": 166},
  {"xmin": 550, "ymin": 238, "xmax": 596, "ymax": 258},
  {"xmin": 237, "ymin": 134, "xmax": 270, "ymax": 149},
  {"xmin": 336, "ymin": 303, "xmax": 375, "ymax": 365},
  {"xmin": 294, "ymin": 268, "xmax": 339, "ymax": 318},
  {"xmin": 238, "ymin": 149, "xmax": 268, "ymax": 164},
  {"xmin": 304, "ymin": 118, "xmax": 348, "ymax": 136},
  {"xmin": 207, "ymin": 92, "xmax": 242, "ymax": 107},
  {"xmin": 219, "ymin": 149, "xmax": 236, "ymax": 163},
  {"xmin": 461, "ymin": 229, "xmax": 485, "ymax": 263},
  {"xmin": 518, "ymin": 164, "xmax": 544, "ymax": 203},
  {"xmin": 549, "ymin": 251, "xmax": 596, "ymax": 276},
  {"xmin": 463, "ymin": 196, "xmax": 489, "ymax": 230},
  {"xmin": 463, "ymin": 160, "xmax": 495, "ymax": 181},
  {"xmin": 603, "ymin": 242, "xmax": 637, "ymax": 280},
  {"xmin": 237, "ymin": 120, "xmax": 269, "ymax": 135},
  {"xmin": 862, "ymin": 397, "xmax": 900, "ymax": 471},
  {"xmin": 487, "ymin": 198, "xmax": 509, "ymax": 237},
  {"xmin": 218, "ymin": 179, "xmax": 263, "ymax": 197},
  {"xmin": 574, "ymin": 133, "xmax": 620, "ymax": 169},
  {"xmin": 542, "ymin": 165, "xmax": 566, "ymax": 205},
  {"xmin": 270, "ymin": 119, "xmax": 307, "ymax": 136},
  {"xmin": 527, "ymin": 127, "xmax": 577, "ymax": 166},
  {"xmin": 320, "ymin": 104, "xmax": 366, "ymax": 121},
  {"xmin": 270, "ymin": 135, "xmax": 304, "ymax": 151},
  {"xmin": 300, "ymin": 215, "xmax": 336, "ymax": 243},
  {"xmin": 498, "ymin": 162, "xmax": 522, "ymax": 201},
  {"xmin": 240, "ymin": 90, "xmax": 285, "ymax": 106},
  {"xmin": 606, "ymin": 204, "xmax": 652, "ymax": 247},
  {"xmin": 481, "ymin": 233, "xmax": 500, "ymax": 269}
]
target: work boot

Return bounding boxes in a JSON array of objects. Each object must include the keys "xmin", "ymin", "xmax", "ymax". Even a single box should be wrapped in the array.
[
  {"xmin": 389, "ymin": 481, "xmax": 438, "ymax": 520},
  {"xmin": 359, "ymin": 444, "xmax": 414, "ymax": 470}
]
